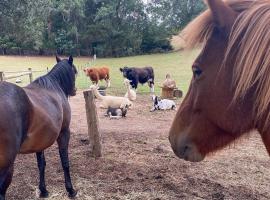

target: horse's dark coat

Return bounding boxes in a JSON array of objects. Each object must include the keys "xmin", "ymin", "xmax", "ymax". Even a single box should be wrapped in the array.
[
  {"xmin": 120, "ymin": 66, "xmax": 154, "ymax": 89},
  {"xmin": 0, "ymin": 56, "xmax": 77, "ymax": 199}
]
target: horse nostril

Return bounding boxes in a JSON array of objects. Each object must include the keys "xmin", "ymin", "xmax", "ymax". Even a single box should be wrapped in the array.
[
  {"xmin": 180, "ymin": 145, "xmax": 190, "ymax": 156},
  {"xmin": 183, "ymin": 145, "xmax": 189, "ymax": 154}
]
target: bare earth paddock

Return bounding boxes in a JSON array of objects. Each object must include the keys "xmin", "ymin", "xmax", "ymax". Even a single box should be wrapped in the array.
[{"xmin": 8, "ymin": 92, "xmax": 270, "ymax": 200}]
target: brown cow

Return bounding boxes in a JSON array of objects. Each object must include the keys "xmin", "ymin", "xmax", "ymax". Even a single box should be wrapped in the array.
[{"xmin": 84, "ymin": 66, "xmax": 110, "ymax": 87}]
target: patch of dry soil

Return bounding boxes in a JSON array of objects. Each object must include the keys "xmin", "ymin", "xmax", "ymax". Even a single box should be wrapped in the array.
[{"xmin": 8, "ymin": 91, "xmax": 270, "ymax": 200}]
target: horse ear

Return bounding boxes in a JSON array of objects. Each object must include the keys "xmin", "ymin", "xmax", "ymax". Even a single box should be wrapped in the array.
[
  {"xmin": 120, "ymin": 68, "xmax": 123, "ymax": 72},
  {"xmin": 205, "ymin": 0, "xmax": 237, "ymax": 33},
  {"xmin": 68, "ymin": 55, "xmax": 73, "ymax": 65},
  {"xmin": 56, "ymin": 55, "xmax": 61, "ymax": 63}
]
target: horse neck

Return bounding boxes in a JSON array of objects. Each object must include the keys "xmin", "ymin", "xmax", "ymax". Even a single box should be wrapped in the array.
[{"xmin": 30, "ymin": 76, "xmax": 65, "ymax": 96}]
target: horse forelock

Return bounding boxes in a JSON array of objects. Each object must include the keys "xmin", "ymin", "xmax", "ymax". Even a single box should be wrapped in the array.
[{"xmin": 226, "ymin": 0, "xmax": 270, "ymax": 130}]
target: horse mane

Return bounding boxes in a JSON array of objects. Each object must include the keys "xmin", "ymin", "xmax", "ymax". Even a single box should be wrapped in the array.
[
  {"xmin": 181, "ymin": 0, "xmax": 270, "ymax": 130},
  {"xmin": 226, "ymin": 1, "xmax": 270, "ymax": 128},
  {"xmin": 30, "ymin": 60, "xmax": 77, "ymax": 97}
]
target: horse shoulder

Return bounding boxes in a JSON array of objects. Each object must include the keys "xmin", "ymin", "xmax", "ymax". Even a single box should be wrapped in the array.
[{"xmin": 20, "ymin": 88, "xmax": 64, "ymax": 153}]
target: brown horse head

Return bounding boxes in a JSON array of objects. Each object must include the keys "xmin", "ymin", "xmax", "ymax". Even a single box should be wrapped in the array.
[
  {"xmin": 169, "ymin": 0, "xmax": 270, "ymax": 162},
  {"xmin": 55, "ymin": 55, "xmax": 77, "ymax": 96},
  {"xmin": 33, "ymin": 56, "xmax": 78, "ymax": 97}
]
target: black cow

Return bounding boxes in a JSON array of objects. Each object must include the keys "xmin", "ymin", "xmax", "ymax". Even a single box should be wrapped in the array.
[{"xmin": 119, "ymin": 66, "xmax": 154, "ymax": 92}]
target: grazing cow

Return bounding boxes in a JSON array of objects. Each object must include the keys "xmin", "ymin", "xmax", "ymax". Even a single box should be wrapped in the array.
[
  {"xmin": 84, "ymin": 66, "xmax": 110, "ymax": 87},
  {"xmin": 120, "ymin": 66, "xmax": 154, "ymax": 92}
]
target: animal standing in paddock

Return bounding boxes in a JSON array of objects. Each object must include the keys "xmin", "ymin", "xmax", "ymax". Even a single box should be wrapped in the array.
[
  {"xmin": 90, "ymin": 85, "xmax": 132, "ymax": 109},
  {"xmin": 0, "ymin": 56, "xmax": 77, "ymax": 199},
  {"xmin": 120, "ymin": 66, "xmax": 154, "ymax": 92},
  {"xmin": 169, "ymin": 0, "xmax": 270, "ymax": 162},
  {"xmin": 150, "ymin": 95, "xmax": 176, "ymax": 112},
  {"xmin": 84, "ymin": 66, "xmax": 110, "ymax": 87},
  {"xmin": 124, "ymin": 78, "xmax": 136, "ymax": 101},
  {"xmin": 105, "ymin": 106, "xmax": 128, "ymax": 119}
]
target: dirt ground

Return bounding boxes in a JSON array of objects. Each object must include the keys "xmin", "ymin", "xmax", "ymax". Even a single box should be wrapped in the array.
[{"xmin": 7, "ymin": 91, "xmax": 270, "ymax": 200}]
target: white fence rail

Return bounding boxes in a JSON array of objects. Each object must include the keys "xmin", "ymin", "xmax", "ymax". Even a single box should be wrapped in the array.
[{"xmin": 0, "ymin": 68, "xmax": 49, "ymax": 83}]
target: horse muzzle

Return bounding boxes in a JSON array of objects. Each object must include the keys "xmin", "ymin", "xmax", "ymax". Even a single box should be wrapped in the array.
[{"xmin": 169, "ymin": 134, "xmax": 205, "ymax": 162}]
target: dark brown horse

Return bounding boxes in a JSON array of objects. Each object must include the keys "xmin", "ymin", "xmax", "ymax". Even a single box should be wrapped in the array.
[
  {"xmin": 0, "ymin": 56, "xmax": 77, "ymax": 199},
  {"xmin": 169, "ymin": 0, "xmax": 270, "ymax": 162}
]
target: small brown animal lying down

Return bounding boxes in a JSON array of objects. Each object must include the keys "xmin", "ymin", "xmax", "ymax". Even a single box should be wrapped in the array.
[{"xmin": 104, "ymin": 106, "xmax": 128, "ymax": 119}]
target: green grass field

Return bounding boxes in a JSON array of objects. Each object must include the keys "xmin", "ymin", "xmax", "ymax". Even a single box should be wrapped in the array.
[{"xmin": 0, "ymin": 50, "xmax": 199, "ymax": 96}]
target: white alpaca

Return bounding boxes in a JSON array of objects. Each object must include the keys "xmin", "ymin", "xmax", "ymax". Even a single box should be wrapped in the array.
[
  {"xmin": 90, "ymin": 85, "xmax": 132, "ymax": 109},
  {"xmin": 124, "ymin": 79, "xmax": 136, "ymax": 101}
]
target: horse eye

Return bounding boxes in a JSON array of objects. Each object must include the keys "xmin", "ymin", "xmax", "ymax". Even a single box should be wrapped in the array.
[{"xmin": 192, "ymin": 67, "xmax": 202, "ymax": 78}]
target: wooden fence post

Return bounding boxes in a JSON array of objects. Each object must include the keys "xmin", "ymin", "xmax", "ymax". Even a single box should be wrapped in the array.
[
  {"xmin": 28, "ymin": 68, "xmax": 33, "ymax": 83},
  {"xmin": 83, "ymin": 89, "xmax": 102, "ymax": 158},
  {"xmin": 0, "ymin": 72, "xmax": 4, "ymax": 81}
]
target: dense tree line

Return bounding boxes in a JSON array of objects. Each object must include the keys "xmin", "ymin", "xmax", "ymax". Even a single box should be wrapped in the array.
[{"xmin": 0, "ymin": 0, "xmax": 204, "ymax": 57}]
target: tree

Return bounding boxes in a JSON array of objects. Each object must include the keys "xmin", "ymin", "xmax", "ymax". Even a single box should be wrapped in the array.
[
  {"xmin": 0, "ymin": 0, "xmax": 204, "ymax": 56},
  {"xmin": 82, "ymin": 0, "xmax": 147, "ymax": 57},
  {"xmin": 147, "ymin": 0, "xmax": 205, "ymax": 33}
]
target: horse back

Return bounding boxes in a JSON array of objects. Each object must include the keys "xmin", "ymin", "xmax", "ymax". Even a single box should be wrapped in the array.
[{"xmin": 0, "ymin": 82, "xmax": 31, "ymax": 167}]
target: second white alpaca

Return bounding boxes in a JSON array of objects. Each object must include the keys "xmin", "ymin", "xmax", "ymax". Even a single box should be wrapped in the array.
[
  {"xmin": 124, "ymin": 79, "xmax": 136, "ymax": 101},
  {"xmin": 90, "ymin": 85, "xmax": 132, "ymax": 109}
]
